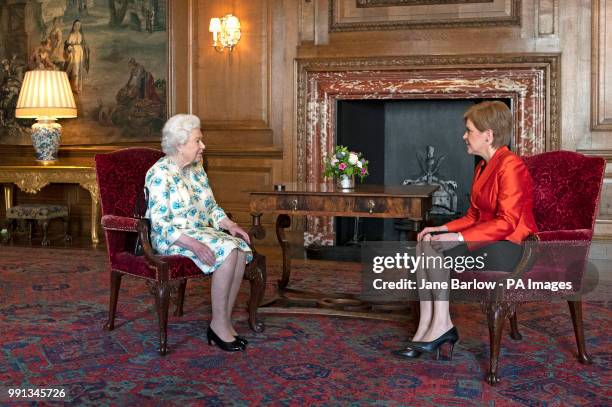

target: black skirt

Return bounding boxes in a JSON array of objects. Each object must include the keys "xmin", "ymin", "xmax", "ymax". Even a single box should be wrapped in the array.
[{"xmin": 444, "ymin": 240, "xmax": 524, "ymax": 272}]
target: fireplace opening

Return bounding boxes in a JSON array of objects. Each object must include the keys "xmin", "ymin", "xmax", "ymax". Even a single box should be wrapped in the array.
[{"xmin": 334, "ymin": 98, "xmax": 512, "ymax": 245}]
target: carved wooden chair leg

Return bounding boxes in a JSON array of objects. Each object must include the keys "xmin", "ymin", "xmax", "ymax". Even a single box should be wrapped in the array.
[
  {"xmin": 245, "ymin": 252, "xmax": 266, "ymax": 333},
  {"xmin": 508, "ymin": 310, "xmax": 522, "ymax": 340},
  {"xmin": 104, "ymin": 270, "xmax": 122, "ymax": 331},
  {"xmin": 39, "ymin": 220, "xmax": 50, "ymax": 246},
  {"xmin": 153, "ymin": 281, "xmax": 171, "ymax": 356},
  {"xmin": 485, "ymin": 301, "xmax": 509, "ymax": 385},
  {"xmin": 174, "ymin": 279, "xmax": 187, "ymax": 317},
  {"xmin": 568, "ymin": 300, "xmax": 592, "ymax": 364}
]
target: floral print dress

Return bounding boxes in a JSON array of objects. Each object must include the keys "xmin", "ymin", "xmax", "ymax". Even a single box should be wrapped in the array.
[{"xmin": 145, "ymin": 157, "xmax": 252, "ymax": 274}]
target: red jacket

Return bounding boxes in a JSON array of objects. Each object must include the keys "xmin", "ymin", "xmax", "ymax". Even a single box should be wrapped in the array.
[{"xmin": 445, "ymin": 146, "xmax": 538, "ymax": 249}]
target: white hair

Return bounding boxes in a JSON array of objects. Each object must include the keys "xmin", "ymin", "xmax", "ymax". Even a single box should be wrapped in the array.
[{"xmin": 161, "ymin": 114, "xmax": 201, "ymax": 155}]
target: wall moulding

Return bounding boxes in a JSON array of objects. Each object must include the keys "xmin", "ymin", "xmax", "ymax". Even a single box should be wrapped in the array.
[
  {"xmin": 536, "ymin": 0, "xmax": 558, "ymax": 37},
  {"xmin": 329, "ymin": 0, "xmax": 521, "ymax": 32},
  {"xmin": 296, "ymin": 53, "xmax": 560, "ymax": 245},
  {"xmin": 356, "ymin": 0, "xmax": 493, "ymax": 6},
  {"xmin": 591, "ymin": 0, "xmax": 612, "ymax": 131}
]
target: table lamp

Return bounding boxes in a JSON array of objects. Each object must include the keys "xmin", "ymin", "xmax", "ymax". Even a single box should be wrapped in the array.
[{"xmin": 15, "ymin": 70, "xmax": 77, "ymax": 164}]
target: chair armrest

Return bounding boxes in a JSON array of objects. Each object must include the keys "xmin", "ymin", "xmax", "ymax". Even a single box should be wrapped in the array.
[
  {"xmin": 499, "ymin": 234, "xmax": 540, "ymax": 282},
  {"xmin": 219, "ymin": 212, "xmax": 257, "ymax": 252},
  {"xmin": 101, "ymin": 214, "xmax": 140, "ymax": 232},
  {"xmin": 534, "ymin": 229, "xmax": 592, "ymax": 242},
  {"xmin": 101, "ymin": 215, "xmax": 169, "ymax": 279},
  {"xmin": 133, "ymin": 219, "xmax": 168, "ymax": 274},
  {"xmin": 501, "ymin": 230, "xmax": 591, "ymax": 287}
]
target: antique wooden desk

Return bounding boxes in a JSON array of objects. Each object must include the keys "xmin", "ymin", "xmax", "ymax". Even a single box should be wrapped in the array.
[
  {"xmin": 249, "ymin": 183, "xmax": 438, "ymax": 316},
  {"xmin": 0, "ymin": 164, "xmax": 100, "ymax": 245}
]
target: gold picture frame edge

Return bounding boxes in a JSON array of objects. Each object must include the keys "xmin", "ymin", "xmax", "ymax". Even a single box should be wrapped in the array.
[{"xmin": 329, "ymin": 0, "xmax": 522, "ymax": 32}]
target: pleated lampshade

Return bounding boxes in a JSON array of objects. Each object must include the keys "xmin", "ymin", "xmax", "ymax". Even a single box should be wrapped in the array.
[{"xmin": 15, "ymin": 70, "xmax": 77, "ymax": 119}]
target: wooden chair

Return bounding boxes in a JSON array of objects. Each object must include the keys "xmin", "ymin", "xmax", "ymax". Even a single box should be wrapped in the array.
[
  {"xmin": 451, "ymin": 150, "xmax": 605, "ymax": 384},
  {"xmin": 95, "ymin": 147, "xmax": 266, "ymax": 355}
]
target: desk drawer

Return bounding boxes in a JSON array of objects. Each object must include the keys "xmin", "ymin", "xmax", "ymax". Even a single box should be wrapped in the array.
[
  {"xmin": 278, "ymin": 195, "xmax": 352, "ymax": 212},
  {"xmin": 249, "ymin": 193, "xmax": 432, "ymax": 218},
  {"xmin": 278, "ymin": 195, "xmax": 303, "ymax": 211},
  {"xmin": 354, "ymin": 197, "xmax": 387, "ymax": 214}
]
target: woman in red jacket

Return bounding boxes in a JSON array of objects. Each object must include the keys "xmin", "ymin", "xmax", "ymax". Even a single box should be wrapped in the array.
[{"xmin": 393, "ymin": 101, "xmax": 538, "ymax": 360}]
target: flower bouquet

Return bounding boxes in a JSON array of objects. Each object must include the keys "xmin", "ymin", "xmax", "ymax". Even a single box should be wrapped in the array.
[{"xmin": 324, "ymin": 145, "xmax": 369, "ymax": 189}]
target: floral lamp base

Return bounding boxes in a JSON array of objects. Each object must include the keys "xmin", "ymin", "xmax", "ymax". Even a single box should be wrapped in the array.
[
  {"xmin": 31, "ymin": 120, "xmax": 61, "ymax": 163},
  {"xmin": 337, "ymin": 174, "xmax": 355, "ymax": 189}
]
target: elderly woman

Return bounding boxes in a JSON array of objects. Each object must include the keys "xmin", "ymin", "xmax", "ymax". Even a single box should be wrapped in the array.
[
  {"xmin": 393, "ymin": 101, "xmax": 538, "ymax": 360},
  {"xmin": 145, "ymin": 114, "xmax": 253, "ymax": 352}
]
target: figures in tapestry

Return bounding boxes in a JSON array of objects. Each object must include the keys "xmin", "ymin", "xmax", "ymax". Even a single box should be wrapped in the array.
[
  {"xmin": 96, "ymin": 58, "xmax": 164, "ymax": 134},
  {"xmin": 123, "ymin": 58, "xmax": 161, "ymax": 103},
  {"xmin": 29, "ymin": 39, "xmax": 56, "ymax": 70},
  {"xmin": 0, "ymin": 1, "xmax": 167, "ymax": 145},
  {"xmin": 64, "ymin": 20, "xmax": 90, "ymax": 94},
  {"xmin": 48, "ymin": 17, "xmax": 65, "ymax": 66}
]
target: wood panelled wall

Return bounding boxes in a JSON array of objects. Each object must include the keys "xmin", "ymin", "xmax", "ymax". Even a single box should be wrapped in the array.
[
  {"xmin": 184, "ymin": 0, "xmax": 291, "ymax": 245},
  {"xmin": 2, "ymin": 0, "xmax": 612, "ymax": 243},
  {"xmin": 202, "ymin": 0, "xmax": 611, "ymax": 241}
]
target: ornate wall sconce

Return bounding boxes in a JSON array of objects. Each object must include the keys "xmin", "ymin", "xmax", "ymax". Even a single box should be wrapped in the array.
[{"xmin": 209, "ymin": 14, "xmax": 241, "ymax": 52}]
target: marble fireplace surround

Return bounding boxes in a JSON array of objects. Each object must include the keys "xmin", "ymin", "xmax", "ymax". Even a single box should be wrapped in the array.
[{"xmin": 296, "ymin": 54, "xmax": 560, "ymax": 245}]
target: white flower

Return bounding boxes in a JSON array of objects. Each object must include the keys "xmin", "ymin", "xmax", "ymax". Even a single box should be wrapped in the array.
[
  {"xmin": 348, "ymin": 153, "xmax": 358, "ymax": 165},
  {"xmin": 330, "ymin": 157, "xmax": 339, "ymax": 165},
  {"xmin": 356, "ymin": 160, "xmax": 362, "ymax": 168}
]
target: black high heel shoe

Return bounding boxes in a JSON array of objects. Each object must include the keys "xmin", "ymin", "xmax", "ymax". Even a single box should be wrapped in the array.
[
  {"xmin": 235, "ymin": 335, "xmax": 248, "ymax": 347},
  {"xmin": 409, "ymin": 327, "xmax": 459, "ymax": 360},
  {"xmin": 391, "ymin": 347, "xmax": 422, "ymax": 359},
  {"xmin": 207, "ymin": 327, "xmax": 243, "ymax": 352}
]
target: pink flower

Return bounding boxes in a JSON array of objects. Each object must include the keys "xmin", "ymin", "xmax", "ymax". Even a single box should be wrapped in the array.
[
  {"xmin": 361, "ymin": 167, "xmax": 367, "ymax": 175},
  {"xmin": 338, "ymin": 163, "xmax": 347, "ymax": 170}
]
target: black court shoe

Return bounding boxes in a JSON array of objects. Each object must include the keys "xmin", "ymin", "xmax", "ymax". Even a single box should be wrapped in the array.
[
  {"xmin": 207, "ymin": 327, "xmax": 244, "ymax": 352},
  {"xmin": 409, "ymin": 327, "xmax": 459, "ymax": 360},
  {"xmin": 392, "ymin": 347, "xmax": 422, "ymax": 359},
  {"xmin": 235, "ymin": 335, "xmax": 248, "ymax": 347}
]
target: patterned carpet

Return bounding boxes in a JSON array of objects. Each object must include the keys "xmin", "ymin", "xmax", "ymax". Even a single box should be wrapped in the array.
[{"xmin": 0, "ymin": 246, "xmax": 611, "ymax": 406}]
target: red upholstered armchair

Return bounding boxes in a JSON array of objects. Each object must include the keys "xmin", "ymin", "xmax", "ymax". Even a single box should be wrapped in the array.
[
  {"xmin": 453, "ymin": 150, "xmax": 606, "ymax": 385},
  {"xmin": 95, "ymin": 148, "xmax": 266, "ymax": 355}
]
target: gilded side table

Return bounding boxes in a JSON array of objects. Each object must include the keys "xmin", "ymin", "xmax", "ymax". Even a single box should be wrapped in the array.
[{"xmin": 0, "ymin": 164, "xmax": 100, "ymax": 245}]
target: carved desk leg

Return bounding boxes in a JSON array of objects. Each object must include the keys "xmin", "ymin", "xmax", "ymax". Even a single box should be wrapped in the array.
[
  {"xmin": 276, "ymin": 214, "xmax": 292, "ymax": 290},
  {"xmin": 249, "ymin": 213, "xmax": 266, "ymax": 241}
]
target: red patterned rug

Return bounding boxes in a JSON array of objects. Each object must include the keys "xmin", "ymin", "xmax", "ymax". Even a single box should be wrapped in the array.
[{"xmin": 0, "ymin": 246, "xmax": 610, "ymax": 406}]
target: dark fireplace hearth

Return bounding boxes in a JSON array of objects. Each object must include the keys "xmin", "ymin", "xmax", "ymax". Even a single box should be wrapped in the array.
[{"xmin": 334, "ymin": 99, "xmax": 506, "ymax": 246}]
